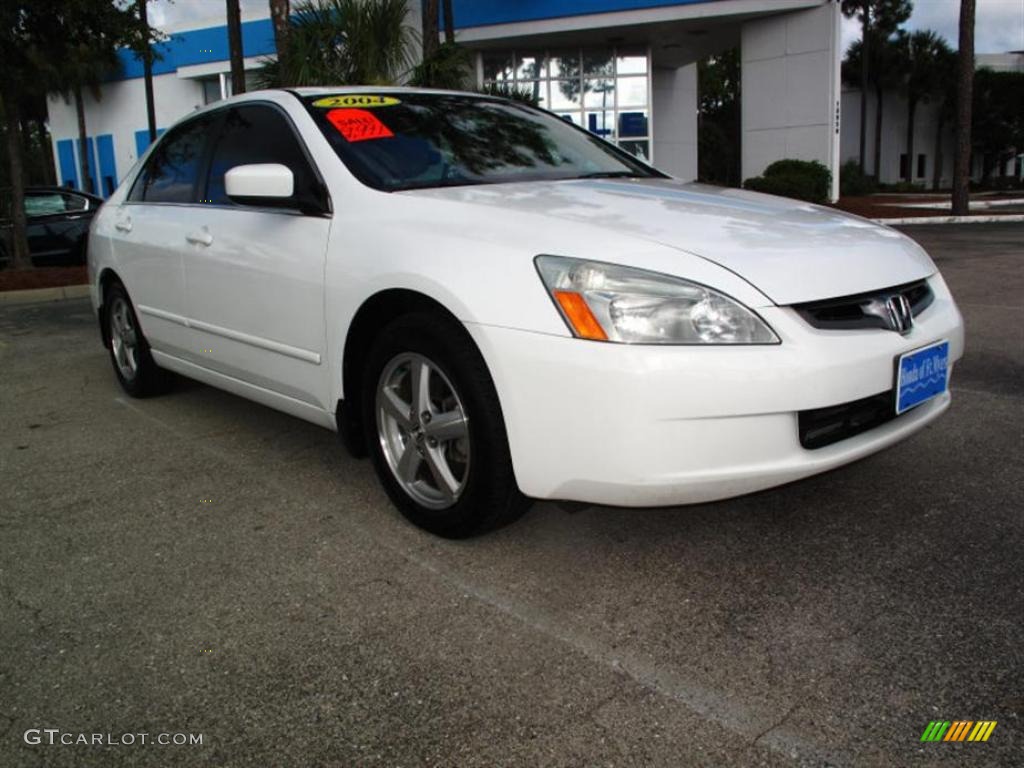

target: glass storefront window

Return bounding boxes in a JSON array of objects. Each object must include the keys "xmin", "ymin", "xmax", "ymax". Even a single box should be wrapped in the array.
[
  {"xmin": 616, "ymin": 48, "xmax": 648, "ymax": 75},
  {"xmin": 480, "ymin": 45, "xmax": 652, "ymax": 160},
  {"xmin": 618, "ymin": 110, "xmax": 649, "ymax": 138},
  {"xmin": 515, "ymin": 51, "xmax": 547, "ymax": 80},
  {"xmin": 550, "ymin": 81, "xmax": 582, "ymax": 111},
  {"xmin": 619, "ymin": 140, "xmax": 650, "ymax": 162},
  {"xmin": 518, "ymin": 81, "xmax": 548, "ymax": 108},
  {"xmin": 582, "ymin": 78, "xmax": 615, "ymax": 109},
  {"xmin": 584, "ymin": 110, "xmax": 615, "ymax": 138},
  {"xmin": 582, "ymin": 50, "xmax": 614, "ymax": 77},
  {"xmin": 549, "ymin": 51, "xmax": 579, "ymax": 79},
  {"xmin": 616, "ymin": 77, "xmax": 648, "ymax": 107},
  {"xmin": 482, "ymin": 52, "xmax": 514, "ymax": 82}
]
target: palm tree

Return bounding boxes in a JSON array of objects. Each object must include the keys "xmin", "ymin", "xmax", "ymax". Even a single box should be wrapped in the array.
[
  {"xmin": 258, "ymin": 0, "xmax": 414, "ymax": 88},
  {"xmin": 270, "ymin": 0, "xmax": 291, "ymax": 83},
  {"xmin": 136, "ymin": 0, "xmax": 158, "ymax": 143},
  {"xmin": 841, "ymin": 0, "xmax": 912, "ymax": 173},
  {"xmin": 441, "ymin": 0, "xmax": 454, "ymax": 43},
  {"xmin": 422, "ymin": 0, "xmax": 439, "ymax": 61},
  {"xmin": 842, "ymin": 33, "xmax": 901, "ymax": 179},
  {"xmin": 226, "ymin": 0, "xmax": 246, "ymax": 94},
  {"xmin": 897, "ymin": 30, "xmax": 953, "ymax": 184},
  {"xmin": 61, "ymin": 42, "xmax": 124, "ymax": 194},
  {"xmin": 952, "ymin": 0, "xmax": 975, "ymax": 214},
  {"xmin": 930, "ymin": 45, "xmax": 958, "ymax": 190}
]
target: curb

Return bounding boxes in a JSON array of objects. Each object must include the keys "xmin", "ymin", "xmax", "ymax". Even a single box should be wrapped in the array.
[
  {"xmin": 873, "ymin": 214, "xmax": 1024, "ymax": 225},
  {"xmin": 0, "ymin": 284, "xmax": 90, "ymax": 306}
]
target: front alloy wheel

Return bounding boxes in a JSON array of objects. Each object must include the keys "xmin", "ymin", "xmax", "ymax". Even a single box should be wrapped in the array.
[
  {"xmin": 362, "ymin": 312, "xmax": 527, "ymax": 537},
  {"xmin": 376, "ymin": 353, "xmax": 470, "ymax": 509}
]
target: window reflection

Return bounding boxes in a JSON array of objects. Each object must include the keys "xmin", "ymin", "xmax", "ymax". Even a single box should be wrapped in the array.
[
  {"xmin": 515, "ymin": 51, "xmax": 547, "ymax": 81},
  {"xmin": 479, "ymin": 46, "xmax": 652, "ymax": 160},
  {"xmin": 582, "ymin": 50, "xmax": 613, "ymax": 77},
  {"xmin": 482, "ymin": 52, "xmax": 514, "ymax": 82}
]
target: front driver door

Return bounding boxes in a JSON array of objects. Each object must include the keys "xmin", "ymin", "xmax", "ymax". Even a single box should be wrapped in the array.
[{"xmin": 181, "ymin": 103, "xmax": 332, "ymax": 410}]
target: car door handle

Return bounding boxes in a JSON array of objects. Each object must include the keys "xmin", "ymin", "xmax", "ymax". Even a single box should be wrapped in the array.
[
  {"xmin": 186, "ymin": 229, "xmax": 214, "ymax": 247},
  {"xmin": 114, "ymin": 218, "xmax": 132, "ymax": 232}
]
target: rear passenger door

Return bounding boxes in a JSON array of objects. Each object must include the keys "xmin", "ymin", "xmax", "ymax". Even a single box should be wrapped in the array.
[
  {"xmin": 112, "ymin": 114, "xmax": 216, "ymax": 358},
  {"xmin": 183, "ymin": 103, "xmax": 332, "ymax": 409}
]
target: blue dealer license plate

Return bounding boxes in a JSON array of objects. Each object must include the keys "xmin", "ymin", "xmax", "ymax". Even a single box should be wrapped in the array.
[{"xmin": 896, "ymin": 340, "xmax": 949, "ymax": 414}]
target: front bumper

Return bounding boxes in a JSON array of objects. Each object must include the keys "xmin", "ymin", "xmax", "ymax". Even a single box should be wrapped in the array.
[{"xmin": 466, "ymin": 276, "xmax": 965, "ymax": 507}]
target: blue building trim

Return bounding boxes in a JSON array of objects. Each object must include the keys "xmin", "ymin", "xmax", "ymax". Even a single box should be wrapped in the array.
[
  {"xmin": 449, "ymin": 0, "xmax": 716, "ymax": 28},
  {"xmin": 115, "ymin": 17, "xmax": 276, "ymax": 81},
  {"xmin": 135, "ymin": 128, "xmax": 167, "ymax": 158},
  {"xmin": 78, "ymin": 137, "xmax": 99, "ymax": 195},
  {"xmin": 96, "ymin": 135, "xmax": 118, "ymax": 197},
  {"xmin": 56, "ymin": 139, "xmax": 78, "ymax": 189}
]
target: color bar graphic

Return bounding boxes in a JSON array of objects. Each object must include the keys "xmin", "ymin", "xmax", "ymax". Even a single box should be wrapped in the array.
[{"xmin": 921, "ymin": 720, "xmax": 996, "ymax": 742}]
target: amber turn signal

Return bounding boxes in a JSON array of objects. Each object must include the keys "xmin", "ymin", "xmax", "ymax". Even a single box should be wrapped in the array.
[{"xmin": 552, "ymin": 290, "xmax": 608, "ymax": 341}]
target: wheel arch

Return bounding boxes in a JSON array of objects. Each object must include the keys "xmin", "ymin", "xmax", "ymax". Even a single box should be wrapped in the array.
[
  {"xmin": 337, "ymin": 288, "xmax": 476, "ymax": 458},
  {"xmin": 96, "ymin": 267, "xmax": 124, "ymax": 348}
]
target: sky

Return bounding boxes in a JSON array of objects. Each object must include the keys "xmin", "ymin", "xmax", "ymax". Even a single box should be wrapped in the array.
[
  {"xmin": 148, "ymin": 0, "xmax": 1024, "ymax": 55},
  {"xmin": 840, "ymin": 0, "xmax": 1023, "ymax": 55},
  {"xmin": 147, "ymin": 0, "xmax": 267, "ymax": 31}
]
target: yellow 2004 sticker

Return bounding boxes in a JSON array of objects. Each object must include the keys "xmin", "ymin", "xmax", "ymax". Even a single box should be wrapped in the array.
[{"xmin": 312, "ymin": 94, "xmax": 401, "ymax": 108}]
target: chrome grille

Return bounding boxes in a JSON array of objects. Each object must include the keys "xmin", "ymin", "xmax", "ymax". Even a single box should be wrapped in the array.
[{"xmin": 793, "ymin": 280, "xmax": 934, "ymax": 332}]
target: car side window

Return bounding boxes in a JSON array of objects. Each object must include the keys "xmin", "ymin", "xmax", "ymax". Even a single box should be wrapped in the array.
[
  {"xmin": 25, "ymin": 194, "xmax": 67, "ymax": 217},
  {"xmin": 62, "ymin": 194, "xmax": 88, "ymax": 212},
  {"xmin": 204, "ymin": 105, "xmax": 319, "ymax": 208},
  {"xmin": 128, "ymin": 116, "xmax": 212, "ymax": 204}
]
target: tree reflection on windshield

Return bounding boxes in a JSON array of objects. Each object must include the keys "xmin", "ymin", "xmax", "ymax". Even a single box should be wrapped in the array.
[{"xmin": 305, "ymin": 93, "xmax": 658, "ymax": 191}]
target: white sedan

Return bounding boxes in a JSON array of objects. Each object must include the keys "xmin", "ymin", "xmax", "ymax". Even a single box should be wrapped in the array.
[{"xmin": 89, "ymin": 88, "xmax": 964, "ymax": 537}]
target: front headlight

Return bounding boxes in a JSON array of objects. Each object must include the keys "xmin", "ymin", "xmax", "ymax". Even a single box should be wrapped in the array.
[{"xmin": 535, "ymin": 256, "xmax": 779, "ymax": 345}]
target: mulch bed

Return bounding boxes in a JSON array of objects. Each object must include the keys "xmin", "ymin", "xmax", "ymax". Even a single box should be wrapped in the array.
[
  {"xmin": 834, "ymin": 193, "xmax": 1024, "ymax": 219},
  {"xmin": 0, "ymin": 266, "xmax": 88, "ymax": 292}
]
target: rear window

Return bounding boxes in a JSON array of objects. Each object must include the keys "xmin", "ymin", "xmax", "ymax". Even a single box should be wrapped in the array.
[
  {"xmin": 302, "ymin": 92, "xmax": 660, "ymax": 192},
  {"xmin": 129, "ymin": 116, "xmax": 213, "ymax": 204}
]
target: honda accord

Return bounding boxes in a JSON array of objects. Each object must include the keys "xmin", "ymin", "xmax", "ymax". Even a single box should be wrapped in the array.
[{"xmin": 88, "ymin": 88, "xmax": 964, "ymax": 537}]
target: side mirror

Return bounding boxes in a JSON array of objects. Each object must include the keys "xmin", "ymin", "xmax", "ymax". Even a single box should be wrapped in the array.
[{"xmin": 225, "ymin": 163, "xmax": 295, "ymax": 201}]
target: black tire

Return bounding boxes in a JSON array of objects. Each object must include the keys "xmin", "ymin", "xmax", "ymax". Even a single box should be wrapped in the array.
[
  {"xmin": 104, "ymin": 281, "xmax": 173, "ymax": 397},
  {"xmin": 362, "ymin": 312, "xmax": 528, "ymax": 538}
]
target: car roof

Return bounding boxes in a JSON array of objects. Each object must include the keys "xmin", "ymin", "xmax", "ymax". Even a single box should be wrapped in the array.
[{"xmin": 288, "ymin": 86, "xmax": 488, "ymax": 98}]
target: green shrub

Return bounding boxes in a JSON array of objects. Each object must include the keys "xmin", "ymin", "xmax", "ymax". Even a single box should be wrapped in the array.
[
  {"xmin": 839, "ymin": 160, "xmax": 877, "ymax": 196},
  {"xmin": 877, "ymin": 181, "xmax": 925, "ymax": 193},
  {"xmin": 743, "ymin": 159, "xmax": 831, "ymax": 204}
]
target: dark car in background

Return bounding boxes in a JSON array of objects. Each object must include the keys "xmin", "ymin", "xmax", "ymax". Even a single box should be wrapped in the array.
[{"xmin": 0, "ymin": 187, "xmax": 104, "ymax": 267}]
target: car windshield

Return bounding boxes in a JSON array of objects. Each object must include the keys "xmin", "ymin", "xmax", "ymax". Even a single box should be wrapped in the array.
[{"xmin": 302, "ymin": 92, "xmax": 661, "ymax": 192}]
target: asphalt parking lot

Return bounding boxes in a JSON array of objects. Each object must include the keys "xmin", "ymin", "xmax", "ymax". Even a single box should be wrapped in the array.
[{"xmin": 1, "ymin": 223, "xmax": 1021, "ymax": 767}]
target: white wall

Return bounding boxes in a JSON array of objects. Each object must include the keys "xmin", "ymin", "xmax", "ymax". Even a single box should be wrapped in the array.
[
  {"xmin": 842, "ymin": 86, "xmax": 961, "ymax": 187},
  {"xmin": 740, "ymin": 1, "xmax": 841, "ymax": 200},
  {"xmin": 47, "ymin": 72, "xmax": 206, "ymax": 192},
  {"xmin": 652, "ymin": 63, "xmax": 698, "ymax": 180}
]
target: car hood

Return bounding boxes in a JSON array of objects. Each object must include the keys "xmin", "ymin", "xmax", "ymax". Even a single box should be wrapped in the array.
[{"xmin": 405, "ymin": 179, "xmax": 936, "ymax": 305}]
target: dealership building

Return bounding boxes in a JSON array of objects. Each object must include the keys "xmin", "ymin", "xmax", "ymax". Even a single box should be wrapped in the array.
[{"xmin": 45, "ymin": 0, "xmax": 844, "ymax": 199}]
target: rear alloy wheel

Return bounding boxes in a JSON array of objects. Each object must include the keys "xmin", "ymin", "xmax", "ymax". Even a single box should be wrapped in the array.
[
  {"xmin": 363, "ymin": 312, "xmax": 527, "ymax": 537},
  {"xmin": 104, "ymin": 281, "xmax": 172, "ymax": 397},
  {"xmin": 109, "ymin": 295, "xmax": 140, "ymax": 382}
]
